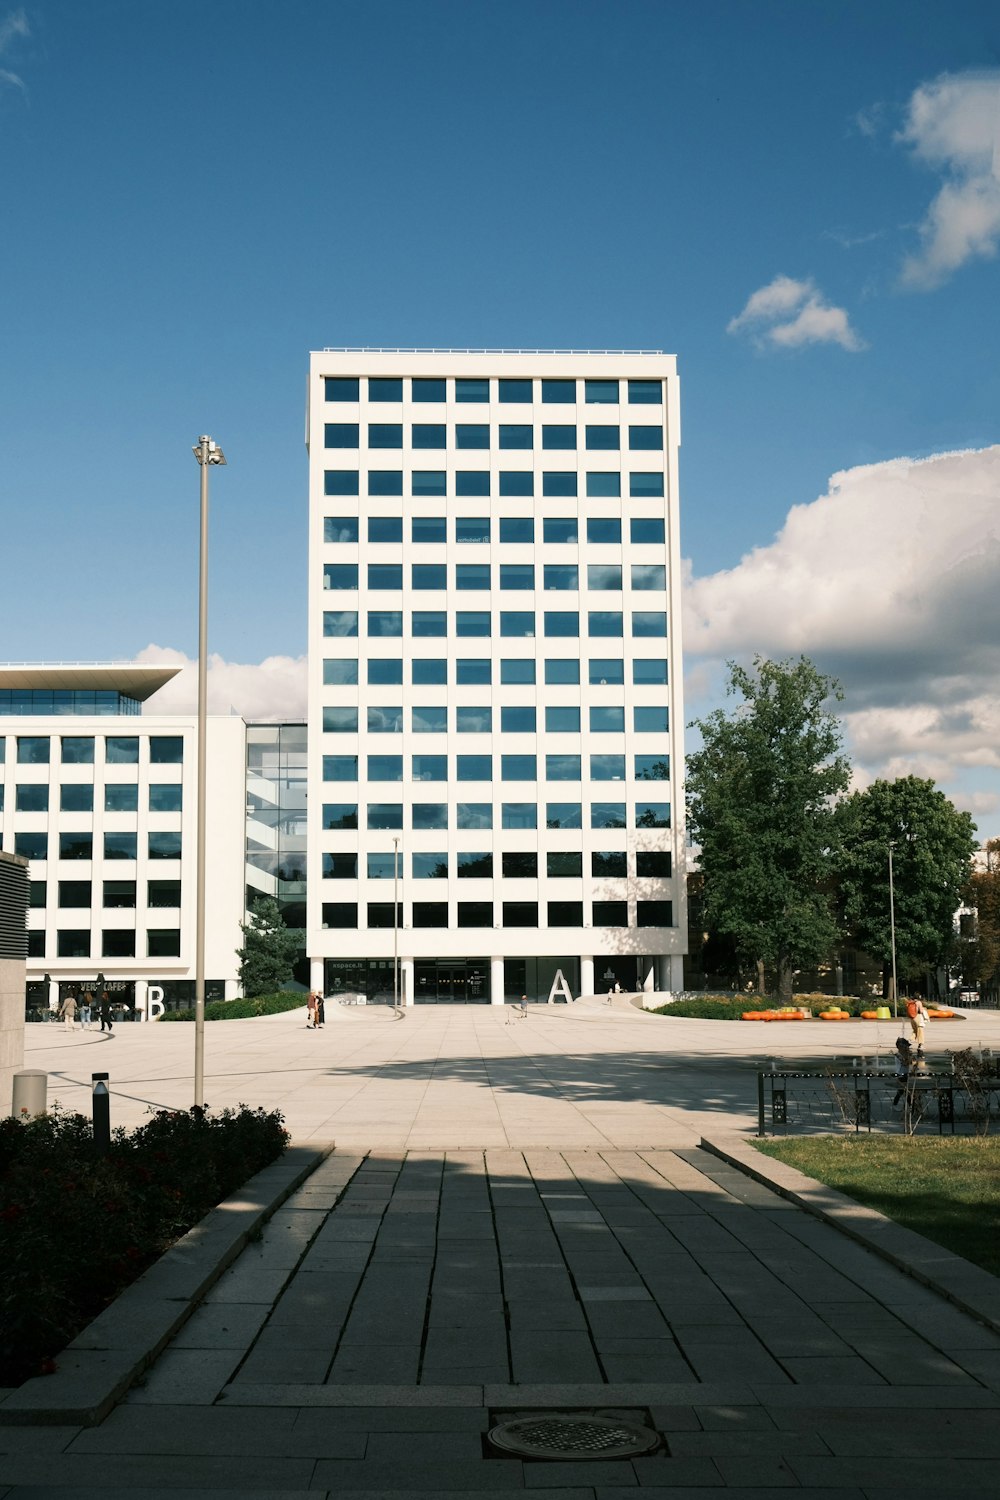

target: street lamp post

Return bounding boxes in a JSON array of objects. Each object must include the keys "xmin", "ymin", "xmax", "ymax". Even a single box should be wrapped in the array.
[
  {"xmin": 393, "ymin": 835, "xmax": 400, "ymax": 1012},
  {"xmin": 192, "ymin": 436, "xmax": 226, "ymax": 1107},
  {"xmin": 888, "ymin": 841, "xmax": 898, "ymax": 1018}
]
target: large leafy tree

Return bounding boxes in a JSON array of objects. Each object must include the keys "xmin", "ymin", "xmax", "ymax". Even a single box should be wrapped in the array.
[
  {"xmin": 687, "ymin": 656, "xmax": 851, "ymax": 1003},
  {"xmin": 237, "ymin": 897, "xmax": 302, "ymax": 998},
  {"xmin": 836, "ymin": 777, "xmax": 978, "ymax": 997}
]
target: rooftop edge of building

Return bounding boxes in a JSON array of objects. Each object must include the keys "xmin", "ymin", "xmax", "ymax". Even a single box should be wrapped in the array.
[{"xmin": 0, "ymin": 663, "xmax": 181, "ymax": 701}]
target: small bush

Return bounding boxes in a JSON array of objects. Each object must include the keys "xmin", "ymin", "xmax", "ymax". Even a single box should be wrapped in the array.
[
  {"xmin": 0, "ymin": 1104, "xmax": 287, "ymax": 1386},
  {"xmin": 653, "ymin": 996, "xmax": 754, "ymax": 1020},
  {"xmin": 160, "ymin": 991, "xmax": 305, "ymax": 1022}
]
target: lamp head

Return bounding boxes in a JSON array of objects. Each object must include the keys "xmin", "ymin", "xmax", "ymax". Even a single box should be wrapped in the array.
[{"xmin": 193, "ymin": 437, "xmax": 227, "ymax": 466}]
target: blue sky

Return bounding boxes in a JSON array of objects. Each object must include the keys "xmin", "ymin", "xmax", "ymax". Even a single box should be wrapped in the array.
[{"xmin": 1, "ymin": 0, "xmax": 998, "ymax": 829}]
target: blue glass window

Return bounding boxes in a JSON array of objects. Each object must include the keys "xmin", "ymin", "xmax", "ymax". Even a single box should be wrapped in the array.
[
  {"xmin": 369, "ymin": 423, "xmax": 402, "ymax": 448},
  {"xmin": 586, "ymin": 378, "xmax": 619, "ymax": 404},
  {"xmin": 636, "ymin": 754, "xmax": 669, "ymax": 780},
  {"xmin": 412, "ymin": 564, "xmax": 447, "ymax": 589},
  {"xmin": 500, "ymin": 517, "xmax": 533, "ymax": 543},
  {"xmin": 368, "ymin": 563, "xmax": 402, "ymax": 589},
  {"xmin": 412, "ymin": 803, "xmax": 448, "ymax": 829},
  {"xmin": 412, "ymin": 754, "xmax": 447, "ymax": 782},
  {"xmin": 629, "ymin": 379, "xmax": 662, "ymax": 404},
  {"xmin": 638, "ymin": 899, "xmax": 673, "ymax": 925},
  {"xmin": 590, "ymin": 706, "xmax": 625, "ymax": 733},
  {"xmin": 544, "ymin": 658, "xmax": 580, "ymax": 684},
  {"xmin": 545, "ymin": 705, "xmax": 580, "ymax": 731},
  {"xmin": 367, "ymin": 855, "xmax": 394, "ymax": 878},
  {"xmin": 412, "ymin": 706, "xmax": 447, "ymax": 732},
  {"xmin": 456, "ymin": 563, "xmax": 491, "ymax": 590},
  {"xmin": 323, "ymin": 755, "xmax": 358, "ymax": 781},
  {"xmin": 325, "ymin": 377, "xmax": 358, "ymax": 401},
  {"xmin": 413, "ymin": 658, "xmax": 447, "ymax": 684},
  {"xmin": 586, "ymin": 472, "xmax": 620, "ymax": 497},
  {"xmin": 456, "ymin": 706, "xmax": 492, "ymax": 731},
  {"xmin": 412, "ymin": 423, "xmax": 446, "ymax": 449},
  {"xmin": 457, "ymin": 659, "xmax": 491, "ymax": 684},
  {"xmin": 456, "ymin": 516, "xmax": 490, "ymax": 543},
  {"xmin": 548, "ymin": 851, "xmax": 582, "ymax": 877},
  {"xmin": 104, "ymin": 832, "xmax": 138, "ymax": 858},
  {"xmin": 504, "ymin": 901, "xmax": 538, "ymax": 927},
  {"xmin": 413, "ymin": 471, "xmax": 447, "ymax": 496},
  {"xmin": 499, "ymin": 378, "xmax": 532, "ymax": 403},
  {"xmin": 629, "ymin": 425, "xmax": 663, "ymax": 451},
  {"xmin": 456, "ymin": 423, "xmax": 489, "ymax": 449},
  {"xmin": 591, "ymin": 754, "xmax": 626, "ymax": 781},
  {"xmin": 456, "ymin": 377, "xmax": 489, "ymax": 402},
  {"xmin": 148, "ymin": 833, "xmax": 181, "ymax": 860},
  {"xmin": 369, "ymin": 470, "xmax": 403, "ymax": 496},
  {"xmin": 544, "ymin": 565, "xmax": 578, "ymax": 590},
  {"xmin": 634, "ymin": 658, "xmax": 668, "ymax": 684},
  {"xmin": 500, "ymin": 563, "xmax": 533, "ymax": 589},
  {"xmin": 323, "ymin": 706, "xmax": 359, "ymax": 732},
  {"xmin": 367, "ymin": 611, "xmax": 403, "ymax": 636},
  {"xmin": 17, "ymin": 784, "xmax": 48, "ymax": 811},
  {"xmin": 322, "ymin": 902, "xmax": 357, "ymax": 927},
  {"xmin": 542, "ymin": 379, "xmax": 575, "ymax": 404},
  {"xmin": 543, "ymin": 517, "xmax": 577, "ymax": 543},
  {"xmin": 324, "ymin": 563, "xmax": 358, "ymax": 590},
  {"xmin": 457, "ymin": 754, "xmax": 492, "ymax": 780},
  {"xmin": 634, "ymin": 705, "xmax": 669, "ymax": 732},
  {"xmin": 548, "ymin": 901, "xmax": 583, "ymax": 927},
  {"xmin": 149, "ymin": 783, "xmax": 182, "ymax": 813},
  {"xmin": 543, "ymin": 471, "xmax": 577, "ymax": 497},
  {"xmin": 458, "ymin": 852, "xmax": 493, "ymax": 878},
  {"xmin": 589, "ymin": 611, "xmax": 623, "ymax": 637},
  {"xmin": 412, "ymin": 377, "xmax": 446, "ymax": 402},
  {"xmin": 326, "ymin": 517, "xmax": 360, "ymax": 542},
  {"xmin": 633, "ymin": 611, "xmax": 667, "ymax": 637},
  {"xmin": 631, "ymin": 517, "xmax": 665, "ymax": 543},
  {"xmin": 456, "ymin": 611, "xmax": 491, "ymax": 637},
  {"xmin": 456, "ymin": 471, "xmax": 490, "ymax": 496},
  {"xmin": 632, "ymin": 564, "xmax": 666, "ymax": 591},
  {"xmin": 325, "ymin": 470, "xmax": 359, "ymax": 496},
  {"xmin": 546, "ymin": 802, "xmax": 581, "ymax": 829},
  {"xmin": 502, "ymin": 802, "xmax": 537, "ymax": 829},
  {"xmin": 502, "ymin": 754, "xmax": 536, "ymax": 781},
  {"xmin": 590, "ymin": 658, "xmax": 624, "ymax": 684},
  {"xmin": 413, "ymin": 852, "xmax": 448, "ymax": 878},
  {"xmin": 457, "ymin": 813, "xmax": 492, "ymax": 841},
  {"xmin": 500, "ymin": 611, "xmax": 534, "ymax": 637},
  {"xmin": 585, "ymin": 425, "xmax": 619, "ymax": 450},
  {"xmin": 636, "ymin": 802, "xmax": 670, "ymax": 828},
  {"xmin": 593, "ymin": 851, "xmax": 627, "ymax": 879},
  {"xmin": 588, "ymin": 564, "xmax": 622, "ymax": 590},
  {"xmin": 325, "ymin": 423, "xmax": 358, "ymax": 448},
  {"xmin": 367, "ymin": 516, "xmax": 401, "ymax": 544},
  {"xmin": 412, "ymin": 515, "xmax": 446, "ymax": 541},
  {"xmin": 412, "ymin": 611, "xmax": 447, "ymax": 636},
  {"xmin": 499, "ymin": 471, "xmax": 534, "ymax": 496},
  {"xmin": 501, "ymin": 706, "xmax": 536, "ymax": 732},
  {"xmin": 630, "ymin": 472, "xmax": 664, "ymax": 497},
  {"xmin": 592, "ymin": 801, "xmax": 626, "ymax": 829},
  {"xmin": 105, "ymin": 784, "xmax": 138, "ymax": 812},
  {"xmin": 544, "ymin": 611, "xmax": 579, "ymax": 637},
  {"xmin": 150, "ymin": 736, "xmax": 183, "ymax": 765},
  {"xmin": 367, "ymin": 805, "xmax": 403, "ymax": 830},
  {"xmin": 587, "ymin": 518, "xmax": 621, "ymax": 543},
  {"xmin": 368, "ymin": 659, "xmax": 402, "ymax": 684},
  {"xmin": 546, "ymin": 753, "xmax": 581, "ymax": 780},
  {"xmin": 368, "ymin": 706, "xmax": 403, "ymax": 733},
  {"xmin": 500, "ymin": 659, "xmax": 535, "ymax": 684},
  {"xmin": 369, "ymin": 755, "xmax": 403, "ymax": 781},
  {"xmin": 542, "ymin": 424, "xmax": 576, "ymax": 449},
  {"xmin": 323, "ymin": 611, "xmax": 359, "ymax": 637},
  {"xmin": 369, "ymin": 377, "xmax": 402, "ymax": 401},
  {"xmin": 500, "ymin": 424, "xmax": 532, "ymax": 449},
  {"xmin": 323, "ymin": 804, "xmax": 358, "ymax": 830}
]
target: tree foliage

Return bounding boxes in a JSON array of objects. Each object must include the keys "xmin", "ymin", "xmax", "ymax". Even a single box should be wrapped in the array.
[
  {"xmin": 686, "ymin": 656, "xmax": 851, "ymax": 1002},
  {"xmin": 236, "ymin": 897, "xmax": 301, "ymax": 998},
  {"xmin": 961, "ymin": 839, "xmax": 1000, "ymax": 998},
  {"xmin": 836, "ymin": 776, "xmax": 978, "ymax": 987}
]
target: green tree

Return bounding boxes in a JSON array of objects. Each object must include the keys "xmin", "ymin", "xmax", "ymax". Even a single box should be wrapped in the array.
[
  {"xmin": 236, "ymin": 897, "xmax": 301, "ymax": 998},
  {"xmin": 687, "ymin": 656, "xmax": 851, "ymax": 1003},
  {"xmin": 963, "ymin": 839, "xmax": 1000, "ymax": 1002},
  {"xmin": 836, "ymin": 777, "xmax": 977, "ymax": 997}
]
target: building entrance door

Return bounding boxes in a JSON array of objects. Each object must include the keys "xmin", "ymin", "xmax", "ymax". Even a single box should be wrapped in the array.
[{"xmin": 413, "ymin": 959, "xmax": 489, "ymax": 1004}]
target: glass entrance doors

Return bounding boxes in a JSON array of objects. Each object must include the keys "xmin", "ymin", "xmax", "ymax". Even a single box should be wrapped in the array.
[{"xmin": 413, "ymin": 959, "xmax": 489, "ymax": 1004}]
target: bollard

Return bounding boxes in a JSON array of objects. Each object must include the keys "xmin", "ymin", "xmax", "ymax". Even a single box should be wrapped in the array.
[
  {"xmin": 12, "ymin": 1069, "xmax": 47, "ymax": 1120},
  {"xmin": 92, "ymin": 1072, "xmax": 111, "ymax": 1156}
]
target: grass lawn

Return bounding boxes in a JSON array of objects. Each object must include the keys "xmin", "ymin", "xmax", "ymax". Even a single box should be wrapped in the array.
[{"xmin": 755, "ymin": 1136, "xmax": 1000, "ymax": 1278}]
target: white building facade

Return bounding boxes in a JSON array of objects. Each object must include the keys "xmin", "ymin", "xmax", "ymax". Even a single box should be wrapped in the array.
[{"xmin": 305, "ymin": 350, "xmax": 687, "ymax": 1005}]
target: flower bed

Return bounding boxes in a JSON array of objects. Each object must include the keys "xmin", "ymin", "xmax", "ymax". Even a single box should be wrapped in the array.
[{"xmin": 0, "ymin": 1104, "xmax": 287, "ymax": 1387}]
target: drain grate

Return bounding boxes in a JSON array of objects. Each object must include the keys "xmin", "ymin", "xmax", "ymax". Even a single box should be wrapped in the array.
[{"xmin": 487, "ymin": 1413, "xmax": 659, "ymax": 1461}]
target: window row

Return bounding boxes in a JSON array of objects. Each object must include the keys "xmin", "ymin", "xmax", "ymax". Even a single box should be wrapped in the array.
[
  {"xmin": 324, "ymin": 470, "xmax": 665, "ymax": 499},
  {"xmin": 8, "ymin": 832, "xmax": 182, "ymax": 861},
  {"xmin": 3, "ymin": 784, "xmax": 183, "ymax": 813},
  {"xmin": 325, "ymin": 516, "xmax": 665, "ymax": 545},
  {"xmin": 321, "ymin": 900, "xmax": 673, "ymax": 929},
  {"xmin": 323, "ymin": 656, "xmax": 667, "ymax": 686},
  {"xmin": 321, "ymin": 800, "xmax": 670, "ymax": 830},
  {"xmin": 323, "ymin": 754, "xmax": 667, "ymax": 782},
  {"xmin": 324, "ymin": 610, "xmax": 667, "ymax": 639},
  {"xmin": 323, "ymin": 704, "xmax": 668, "ymax": 734},
  {"xmin": 325, "ymin": 423, "xmax": 663, "ymax": 452},
  {"xmin": 0, "ymin": 735, "xmax": 184, "ymax": 766},
  {"xmin": 324, "ymin": 563, "xmax": 666, "ymax": 592},
  {"xmin": 324, "ymin": 850, "xmax": 670, "ymax": 880},
  {"xmin": 324, "ymin": 377, "xmax": 663, "ymax": 405},
  {"xmin": 28, "ymin": 879, "xmax": 181, "ymax": 909},
  {"xmin": 29, "ymin": 929, "xmax": 181, "ymax": 959}
]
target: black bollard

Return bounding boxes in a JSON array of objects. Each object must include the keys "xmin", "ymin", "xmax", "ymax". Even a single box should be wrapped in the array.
[{"xmin": 92, "ymin": 1072, "xmax": 110, "ymax": 1156}]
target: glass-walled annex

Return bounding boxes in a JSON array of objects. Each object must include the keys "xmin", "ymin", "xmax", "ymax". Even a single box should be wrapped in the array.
[{"xmin": 246, "ymin": 724, "xmax": 308, "ymax": 972}]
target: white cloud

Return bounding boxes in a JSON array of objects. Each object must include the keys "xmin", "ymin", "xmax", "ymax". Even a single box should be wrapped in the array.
[
  {"xmin": 134, "ymin": 644, "xmax": 307, "ymax": 721},
  {"xmin": 0, "ymin": 7, "xmax": 28, "ymax": 93},
  {"xmin": 684, "ymin": 445, "xmax": 1000, "ymax": 831},
  {"xmin": 897, "ymin": 69, "xmax": 1000, "ymax": 287},
  {"xmin": 727, "ymin": 275, "xmax": 865, "ymax": 351}
]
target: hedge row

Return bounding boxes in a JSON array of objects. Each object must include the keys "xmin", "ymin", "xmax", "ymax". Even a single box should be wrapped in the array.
[{"xmin": 160, "ymin": 991, "xmax": 305, "ymax": 1022}]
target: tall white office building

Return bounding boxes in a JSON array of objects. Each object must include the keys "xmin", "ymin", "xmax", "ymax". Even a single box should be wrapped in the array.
[{"xmin": 305, "ymin": 350, "xmax": 687, "ymax": 1005}]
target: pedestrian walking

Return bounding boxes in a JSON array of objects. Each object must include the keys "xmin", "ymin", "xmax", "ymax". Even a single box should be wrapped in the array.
[
  {"xmin": 315, "ymin": 993, "xmax": 326, "ymax": 1028},
  {"xmin": 907, "ymin": 996, "xmax": 929, "ymax": 1050},
  {"xmin": 306, "ymin": 992, "xmax": 318, "ymax": 1029},
  {"xmin": 79, "ymin": 994, "xmax": 92, "ymax": 1029},
  {"xmin": 59, "ymin": 993, "xmax": 78, "ymax": 1031},
  {"xmin": 99, "ymin": 991, "xmax": 114, "ymax": 1034},
  {"xmin": 892, "ymin": 1036, "xmax": 911, "ymax": 1105}
]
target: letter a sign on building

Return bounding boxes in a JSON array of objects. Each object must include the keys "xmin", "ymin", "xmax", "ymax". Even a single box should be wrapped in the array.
[{"xmin": 547, "ymin": 968, "xmax": 574, "ymax": 1005}]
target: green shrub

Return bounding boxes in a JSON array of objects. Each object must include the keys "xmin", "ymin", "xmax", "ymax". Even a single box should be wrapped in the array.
[
  {"xmin": 0, "ymin": 1104, "xmax": 287, "ymax": 1386},
  {"xmin": 653, "ymin": 994, "xmax": 868, "ymax": 1020},
  {"xmin": 160, "ymin": 991, "xmax": 305, "ymax": 1022}
]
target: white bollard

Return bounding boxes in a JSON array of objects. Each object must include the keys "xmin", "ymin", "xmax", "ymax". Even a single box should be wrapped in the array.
[{"xmin": 12, "ymin": 1069, "xmax": 47, "ymax": 1119}]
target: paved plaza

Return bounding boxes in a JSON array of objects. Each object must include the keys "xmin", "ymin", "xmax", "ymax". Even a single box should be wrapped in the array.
[{"xmin": 5, "ymin": 1004, "xmax": 1000, "ymax": 1496}]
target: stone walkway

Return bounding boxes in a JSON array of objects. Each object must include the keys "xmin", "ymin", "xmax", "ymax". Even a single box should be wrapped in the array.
[{"xmin": 4, "ymin": 1139, "xmax": 1000, "ymax": 1495}]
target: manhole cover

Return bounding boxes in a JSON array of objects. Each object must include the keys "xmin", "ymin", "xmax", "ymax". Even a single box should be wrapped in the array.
[{"xmin": 488, "ymin": 1413, "xmax": 659, "ymax": 1460}]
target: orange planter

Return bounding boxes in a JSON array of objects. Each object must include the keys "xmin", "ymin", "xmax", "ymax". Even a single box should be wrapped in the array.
[
  {"xmin": 861, "ymin": 1011, "xmax": 880, "ymax": 1020},
  {"xmin": 819, "ymin": 1011, "xmax": 851, "ymax": 1020}
]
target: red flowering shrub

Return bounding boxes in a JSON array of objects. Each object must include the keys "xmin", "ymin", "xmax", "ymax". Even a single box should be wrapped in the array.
[{"xmin": 0, "ymin": 1104, "xmax": 287, "ymax": 1387}]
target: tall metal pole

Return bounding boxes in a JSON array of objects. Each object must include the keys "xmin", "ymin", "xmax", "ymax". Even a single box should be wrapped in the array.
[
  {"xmin": 888, "ymin": 841, "xmax": 898, "ymax": 1019},
  {"xmin": 195, "ymin": 438, "xmax": 210, "ymax": 1107},
  {"xmin": 393, "ymin": 835, "xmax": 400, "ymax": 1011}
]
